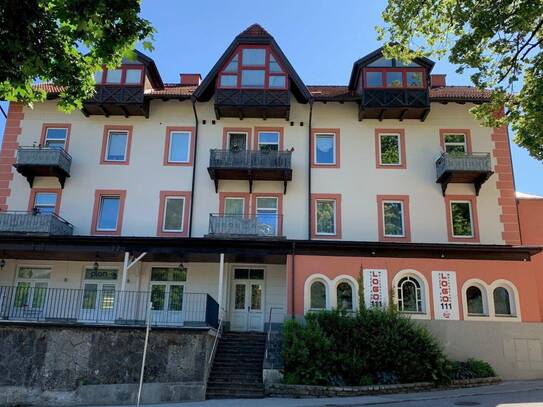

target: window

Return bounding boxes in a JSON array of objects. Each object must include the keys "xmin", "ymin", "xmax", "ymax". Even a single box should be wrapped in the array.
[
  {"xmin": 337, "ymin": 282, "xmax": 353, "ymax": 311},
  {"xmin": 310, "ymin": 281, "xmax": 327, "ymax": 309},
  {"xmin": 406, "ymin": 71, "xmax": 423, "ymax": 87},
  {"xmin": 493, "ymin": 287, "xmax": 512, "ymax": 316},
  {"xmin": 150, "ymin": 267, "xmax": 187, "ymax": 313},
  {"xmin": 379, "ymin": 134, "xmax": 401, "ymax": 165},
  {"xmin": 257, "ymin": 131, "xmax": 280, "ymax": 151},
  {"xmin": 33, "ymin": 192, "xmax": 57, "ymax": 214},
  {"xmin": 106, "ymin": 69, "xmax": 122, "ymax": 84},
  {"xmin": 217, "ymin": 47, "xmax": 287, "ymax": 90},
  {"xmin": 383, "ymin": 201, "xmax": 404, "ymax": 237},
  {"xmin": 377, "ymin": 195, "xmax": 411, "ymax": 242},
  {"xmin": 163, "ymin": 197, "xmax": 185, "ymax": 232},
  {"xmin": 224, "ymin": 197, "xmax": 245, "ymax": 215},
  {"xmin": 315, "ymin": 134, "xmax": 335, "ymax": 165},
  {"xmin": 43, "ymin": 128, "xmax": 68, "ymax": 149},
  {"xmin": 386, "ymin": 71, "xmax": 403, "ymax": 87},
  {"xmin": 364, "ymin": 68, "xmax": 426, "ymax": 89},
  {"xmin": 316, "ymin": 199, "xmax": 336, "ymax": 235},
  {"xmin": 81, "ymin": 268, "xmax": 118, "ymax": 319},
  {"xmin": 95, "ymin": 65, "xmax": 144, "ymax": 86},
  {"xmin": 92, "ymin": 189, "xmax": 126, "ymax": 235},
  {"xmin": 397, "ymin": 276, "xmax": 422, "ymax": 313},
  {"xmin": 255, "ymin": 196, "xmax": 279, "ymax": 236},
  {"xmin": 466, "ymin": 286, "xmax": 487, "ymax": 316},
  {"xmin": 101, "ymin": 126, "xmax": 132, "ymax": 164},
  {"xmin": 228, "ymin": 132, "xmax": 248, "ymax": 150},
  {"xmin": 450, "ymin": 201, "xmax": 473, "ymax": 238},
  {"xmin": 166, "ymin": 130, "xmax": 192, "ymax": 164},
  {"xmin": 14, "ymin": 267, "xmax": 51, "ymax": 312},
  {"xmin": 124, "ymin": 68, "xmax": 143, "ymax": 84},
  {"xmin": 443, "ymin": 134, "xmax": 468, "ymax": 155},
  {"xmin": 366, "ymin": 71, "xmax": 383, "ymax": 87},
  {"xmin": 97, "ymin": 196, "xmax": 120, "ymax": 231}
]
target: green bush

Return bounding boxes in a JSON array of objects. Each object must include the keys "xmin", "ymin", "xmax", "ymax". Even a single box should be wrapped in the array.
[
  {"xmin": 282, "ymin": 308, "xmax": 451, "ymax": 386},
  {"xmin": 446, "ymin": 358, "xmax": 496, "ymax": 380}
]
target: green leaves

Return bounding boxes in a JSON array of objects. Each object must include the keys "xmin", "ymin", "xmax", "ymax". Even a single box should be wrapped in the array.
[
  {"xmin": 379, "ymin": 0, "xmax": 543, "ymax": 161},
  {"xmin": 0, "ymin": 0, "xmax": 154, "ymax": 112}
]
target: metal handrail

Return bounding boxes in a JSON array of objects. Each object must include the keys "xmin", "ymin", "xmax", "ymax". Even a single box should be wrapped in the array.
[
  {"xmin": 208, "ymin": 308, "xmax": 225, "ymax": 364},
  {"xmin": 18, "ymin": 145, "xmax": 73, "ymax": 160},
  {"xmin": 264, "ymin": 307, "xmax": 283, "ymax": 361},
  {"xmin": 0, "ymin": 210, "xmax": 74, "ymax": 227}
]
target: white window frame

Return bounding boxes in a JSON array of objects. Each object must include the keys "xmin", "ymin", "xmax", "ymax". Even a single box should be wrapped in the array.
[
  {"xmin": 443, "ymin": 133, "xmax": 467, "ymax": 154},
  {"xmin": 257, "ymin": 131, "xmax": 280, "ymax": 150},
  {"xmin": 382, "ymin": 200, "xmax": 405, "ymax": 238},
  {"xmin": 162, "ymin": 196, "xmax": 186, "ymax": 233},
  {"xmin": 314, "ymin": 133, "xmax": 336, "ymax": 165},
  {"xmin": 315, "ymin": 199, "xmax": 336, "ymax": 236},
  {"xmin": 227, "ymin": 131, "xmax": 249, "ymax": 150},
  {"xmin": 96, "ymin": 195, "xmax": 121, "ymax": 232},
  {"xmin": 450, "ymin": 200, "xmax": 474, "ymax": 238},
  {"xmin": 379, "ymin": 133, "xmax": 402, "ymax": 166},
  {"xmin": 105, "ymin": 130, "xmax": 128, "ymax": 162},
  {"xmin": 33, "ymin": 192, "xmax": 57, "ymax": 214},
  {"xmin": 44, "ymin": 127, "xmax": 68, "ymax": 149},
  {"xmin": 168, "ymin": 131, "xmax": 191, "ymax": 163},
  {"xmin": 224, "ymin": 197, "xmax": 246, "ymax": 215}
]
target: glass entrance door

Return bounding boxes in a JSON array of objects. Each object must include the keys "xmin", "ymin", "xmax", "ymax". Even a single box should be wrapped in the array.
[
  {"xmin": 12, "ymin": 267, "xmax": 51, "ymax": 320},
  {"xmin": 79, "ymin": 268, "xmax": 118, "ymax": 323},
  {"xmin": 149, "ymin": 267, "xmax": 187, "ymax": 326},
  {"xmin": 230, "ymin": 268, "xmax": 264, "ymax": 331}
]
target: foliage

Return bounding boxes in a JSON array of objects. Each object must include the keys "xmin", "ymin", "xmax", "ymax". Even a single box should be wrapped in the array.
[
  {"xmin": 378, "ymin": 0, "xmax": 543, "ymax": 161},
  {"xmin": 0, "ymin": 0, "xmax": 154, "ymax": 111},
  {"xmin": 316, "ymin": 200, "xmax": 335, "ymax": 234},
  {"xmin": 379, "ymin": 135, "xmax": 400, "ymax": 164},
  {"xmin": 446, "ymin": 359, "xmax": 496, "ymax": 381},
  {"xmin": 282, "ymin": 308, "xmax": 450, "ymax": 386},
  {"xmin": 451, "ymin": 202, "xmax": 473, "ymax": 237}
]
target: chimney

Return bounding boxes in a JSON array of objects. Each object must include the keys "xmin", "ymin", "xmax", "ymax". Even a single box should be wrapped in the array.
[
  {"xmin": 430, "ymin": 74, "xmax": 446, "ymax": 88},
  {"xmin": 179, "ymin": 73, "xmax": 202, "ymax": 86}
]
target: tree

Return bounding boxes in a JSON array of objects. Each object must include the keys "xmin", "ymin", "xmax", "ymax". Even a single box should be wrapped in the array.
[
  {"xmin": 378, "ymin": 0, "xmax": 543, "ymax": 161},
  {"xmin": 0, "ymin": 0, "xmax": 154, "ymax": 111}
]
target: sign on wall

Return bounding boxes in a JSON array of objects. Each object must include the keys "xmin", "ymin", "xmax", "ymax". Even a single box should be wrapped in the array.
[
  {"xmin": 363, "ymin": 269, "xmax": 389, "ymax": 309},
  {"xmin": 432, "ymin": 271, "xmax": 459, "ymax": 320}
]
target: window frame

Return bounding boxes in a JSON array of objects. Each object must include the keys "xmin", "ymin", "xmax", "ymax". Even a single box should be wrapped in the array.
[
  {"xmin": 392, "ymin": 270, "xmax": 430, "ymax": 319},
  {"xmin": 439, "ymin": 129, "xmax": 472, "ymax": 155},
  {"xmin": 397, "ymin": 275, "xmax": 423, "ymax": 313},
  {"xmin": 311, "ymin": 128, "xmax": 340, "ymax": 168},
  {"xmin": 163, "ymin": 126, "xmax": 195, "ymax": 166},
  {"xmin": 377, "ymin": 195, "xmax": 411, "ymax": 242},
  {"xmin": 445, "ymin": 195, "xmax": 480, "ymax": 242},
  {"xmin": 157, "ymin": 191, "xmax": 191, "ymax": 237},
  {"xmin": 28, "ymin": 188, "xmax": 62, "ymax": 215},
  {"xmin": 95, "ymin": 64, "xmax": 145, "ymax": 87},
  {"xmin": 91, "ymin": 189, "xmax": 126, "ymax": 236},
  {"xmin": 100, "ymin": 125, "xmax": 133, "ymax": 165},
  {"xmin": 254, "ymin": 127, "xmax": 284, "ymax": 151},
  {"xmin": 363, "ymin": 67, "xmax": 426, "ymax": 89},
  {"xmin": 375, "ymin": 129, "xmax": 406, "ymax": 169},
  {"xmin": 219, "ymin": 192, "xmax": 250, "ymax": 216},
  {"xmin": 40, "ymin": 123, "xmax": 71, "ymax": 152},
  {"xmin": 222, "ymin": 128, "xmax": 252, "ymax": 150},
  {"xmin": 465, "ymin": 284, "xmax": 488, "ymax": 316},
  {"xmin": 251, "ymin": 193, "xmax": 283, "ymax": 236},
  {"xmin": 311, "ymin": 194, "xmax": 342, "ymax": 239}
]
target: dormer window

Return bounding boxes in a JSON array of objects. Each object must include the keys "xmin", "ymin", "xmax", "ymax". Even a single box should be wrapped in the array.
[
  {"xmin": 218, "ymin": 46, "xmax": 288, "ymax": 90},
  {"xmin": 94, "ymin": 65, "xmax": 144, "ymax": 86},
  {"xmin": 361, "ymin": 57, "xmax": 426, "ymax": 90}
]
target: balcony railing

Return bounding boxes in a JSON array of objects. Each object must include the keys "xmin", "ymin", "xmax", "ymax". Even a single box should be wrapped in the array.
[
  {"xmin": 209, "ymin": 149, "xmax": 292, "ymax": 170},
  {"xmin": 436, "ymin": 152, "xmax": 493, "ymax": 195},
  {"xmin": 0, "ymin": 211, "xmax": 74, "ymax": 235},
  {"xmin": 208, "ymin": 213, "xmax": 283, "ymax": 238},
  {"xmin": 14, "ymin": 146, "xmax": 72, "ymax": 187},
  {"xmin": 0, "ymin": 286, "xmax": 219, "ymax": 329}
]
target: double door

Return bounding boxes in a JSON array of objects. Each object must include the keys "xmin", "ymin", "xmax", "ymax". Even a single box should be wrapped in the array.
[{"xmin": 230, "ymin": 268, "xmax": 264, "ymax": 331}]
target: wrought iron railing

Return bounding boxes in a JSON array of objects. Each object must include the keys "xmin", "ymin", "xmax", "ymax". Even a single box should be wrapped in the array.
[
  {"xmin": 0, "ymin": 211, "xmax": 73, "ymax": 235},
  {"xmin": 208, "ymin": 213, "xmax": 283, "ymax": 237},
  {"xmin": 209, "ymin": 149, "xmax": 292, "ymax": 170},
  {"xmin": 0, "ymin": 286, "xmax": 219, "ymax": 328},
  {"xmin": 15, "ymin": 146, "xmax": 72, "ymax": 174},
  {"xmin": 436, "ymin": 152, "xmax": 492, "ymax": 179}
]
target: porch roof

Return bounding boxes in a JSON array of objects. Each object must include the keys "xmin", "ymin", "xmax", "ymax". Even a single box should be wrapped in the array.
[{"xmin": 0, "ymin": 235, "xmax": 538, "ymax": 263}]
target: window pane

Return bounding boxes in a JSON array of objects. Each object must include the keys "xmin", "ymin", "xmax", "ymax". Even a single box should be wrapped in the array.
[
  {"xmin": 224, "ymin": 198, "xmax": 244, "ymax": 215},
  {"xmin": 106, "ymin": 131, "xmax": 127, "ymax": 161},
  {"xmin": 241, "ymin": 70, "xmax": 265, "ymax": 87},
  {"xmin": 386, "ymin": 71, "xmax": 403, "ymax": 87},
  {"xmin": 242, "ymin": 48, "xmax": 266, "ymax": 66},
  {"xmin": 18, "ymin": 267, "xmax": 51, "ymax": 279},
  {"xmin": 316, "ymin": 134, "xmax": 335, "ymax": 164},
  {"xmin": 383, "ymin": 202, "xmax": 404, "ymax": 236},
  {"xmin": 380, "ymin": 135, "xmax": 400, "ymax": 165},
  {"xmin": 256, "ymin": 197, "xmax": 277, "ymax": 209},
  {"xmin": 451, "ymin": 202, "xmax": 473, "ymax": 237},
  {"xmin": 259, "ymin": 132, "xmax": 279, "ymax": 151},
  {"xmin": 151, "ymin": 285, "xmax": 166, "ymax": 310},
  {"xmin": 151, "ymin": 267, "xmax": 187, "ymax": 282},
  {"xmin": 366, "ymin": 72, "xmax": 383, "ymax": 87},
  {"xmin": 44, "ymin": 128, "xmax": 67, "ymax": 149},
  {"xmin": 398, "ymin": 277, "xmax": 421, "ymax": 312},
  {"xmin": 466, "ymin": 286, "xmax": 484, "ymax": 315},
  {"xmin": 269, "ymin": 55, "xmax": 283, "ymax": 73},
  {"xmin": 100, "ymin": 285, "xmax": 115, "ymax": 310},
  {"xmin": 337, "ymin": 282, "xmax": 353, "ymax": 311},
  {"xmin": 124, "ymin": 69, "xmax": 142, "ymax": 84},
  {"xmin": 169, "ymin": 132, "xmax": 190, "ymax": 162},
  {"xmin": 444, "ymin": 134, "xmax": 467, "ymax": 155},
  {"xmin": 164, "ymin": 197, "xmax": 184, "ymax": 231},
  {"xmin": 168, "ymin": 285, "xmax": 184, "ymax": 311},
  {"xmin": 32, "ymin": 282, "xmax": 48, "ymax": 309},
  {"xmin": 310, "ymin": 281, "xmax": 326, "ymax": 309},
  {"xmin": 106, "ymin": 69, "xmax": 122, "ymax": 84},
  {"xmin": 234, "ymin": 269, "xmax": 249, "ymax": 279},
  {"xmin": 97, "ymin": 197, "xmax": 120, "ymax": 230},
  {"xmin": 316, "ymin": 200, "xmax": 335, "ymax": 234},
  {"xmin": 82, "ymin": 284, "xmax": 98, "ymax": 309},
  {"xmin": 224, "ymin": 54, "xmax": 238, "ymax": 73},
  {"xmin": 406, "ymin": 71, "xmax": 423, "ymax": 87},
  {"xmin": 228, "ymin": 133, "xmax": 247, "ymax": 150},
  {"xmin": 251, "ymin": 284, "xmax": 262, "ymax": 310},
  {"xmin": 235, "ymin": 284, "xmax": 246, "ymax": 309},
  {"xmin": 494, "ymin": 287, "xmax": 512, "ymax": 315},
  {"xmin": 94, "ymin": 71, "xmax": 103, "ymax": 83},
  {"xmin": 220, "ymin": 74, "xmax": 237, "ymax": 87},
  {"xmin": 367, "ymin": 57, "xmax": 393, "ymax": 67},
  {"xmin": 269, "ymin": 75, "xmax": 286, "ymax": 88},
  {"xmin": 15, "ymin": 282, "xmax": 30, "ymax": 307},
  {"xmin": 34, "ymin": 192, "xmax": 57, "ymax": 214},
  {"xmin": 446, "ymin": 145, "xmax": 467, "ymax": 155},
  {"xmin": 249, "ymin": 269, "xmax": 264, "ymax": 280}
]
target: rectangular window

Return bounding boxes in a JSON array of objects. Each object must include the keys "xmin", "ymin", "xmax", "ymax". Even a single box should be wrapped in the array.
[
  {"xmin": 33, "ymin": 192, "xmax": 57, "ymax": 214},
  {"xmin": 269, "ymin": 55, "xmax": 283, "ymax": 73},
  {"xmin": 105, "ymin": 69, "xmax": 122, "ymax": 84},
  {"xmin": 383, "ymin": 201, "xmax": 405, "ymax": 237},
  {"xmin": 224, "ymin": 54, "xmax": 239, "ymax": 73},
  {"xmin": 450, "ymin": 201, "xmax": 474, "ymax": 238},
  {"xmin": 94, "ymin": 70, "xmax": 103, "ymax": 83},
  {"xmin": 386, "ymin": 71, "xmax": 403, "ymax": 87},
  {"xmin": 224, "ymin": 197, "xmax": 245, "ymax": 215},
  {"xmin": 105, "ymin": 131, "xmax": 128, "ymax": 162},
  {"xmin": 168, "ymin": 131, "xmax": 190, "ymax": 163},
  {"xmin": 379, "ymin": 134, "xmax": 401, "ymax": 165},
  {"xmin": 258, "ymin": 131, "xmax": 279, "ymax": 151},
  {"xmin": 241, "ymin": 70, "xmax": 265, "ymax": 87},
  {"xmin": 315, "ymin": 134, "xmax": 336, "ymax": 165},
  {"xmin": 242, "ymin": 48, "xmax": 266, "ymax": 66},
  {"xmin": 124, "ymin": 68, "xmax": 143, "ymax": 84},
  {"xmin": 316, "ymin": 199, "xmax": 336, "ymax": 235},
  {"xmin": 220, "ymin": 74, "xmax": 237, "ymax": 87},
  {"xmin": 444, "ymin": 134, "xmax": 467, "ymax": 155},
  {"xmin": 228, "ymin": 132, "xmax": 248, "ymax": 150},
  {"xmin": 97, "ymin": 196, "xmax": 121, "ymax": 231},
  {"xmin": 255, "ymin": 197, "xmax": 278, "ymax": 236},
  {"xmin": 269, "ymin": 75, "xmax": 286, "ymax": 88},
  {"xmin": 406, "ymin": 71, "xmax": 423, "ymax": 87},
  {"xmin": 366, "ymin": 71, "xmax": 383, "ymax": 87},
  {"xmin": 163, "ymin": 196, "xmax": 185, "ymax": 232},
  {"xmin": 44, "ymin": 128, "xmax": 68, "ymax": 149}
]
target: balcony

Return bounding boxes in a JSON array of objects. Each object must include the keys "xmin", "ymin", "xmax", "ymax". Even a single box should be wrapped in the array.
[
  {"xmin": 207, "ymin": 213, "xmax": 284, "ymax": 239},
  {"xmin": 82, "ymin": 85, "xmax": 148, "ymax": 117},
  {"xmin": 208, "ymin": 149, "xmax": 293, "ymax": 193},
  {"xmin": 214, "ymin": 89, "xmax": 290, "ymax": 119},
  {"xmin": 0, "ymin": 286, "xmax": 219, "ymax": 328},
  {"xmin": 13, "ymin": 147, "xmax": 71, "ymax": 188},
  {"xmin": 0, "ymin": 211, "xmax": 73, "ymax": 235},
  {"xmin": 359, "ymin": 89, "xmax": 430, "ymax": 121},
  {"xmin": 436, "ymin": 152, "xmax": 493, "ymax": 195}
]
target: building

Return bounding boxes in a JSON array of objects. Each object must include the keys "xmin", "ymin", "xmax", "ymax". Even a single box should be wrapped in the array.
[{"xmin": 0, "ymin": 24, "xmax": 542, "ymax": 401}]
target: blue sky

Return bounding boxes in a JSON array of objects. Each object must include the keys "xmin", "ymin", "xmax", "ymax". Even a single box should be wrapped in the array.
[{"xmin": 1, "ymin": 0, "xmax": 541, "ymax": 195}]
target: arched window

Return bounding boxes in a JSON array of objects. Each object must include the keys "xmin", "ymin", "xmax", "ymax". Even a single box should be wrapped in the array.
[
  {"xmin": 397, "ymin": 276, "xmax": 422, "ymax": 312},
  {"xmin": 336, "ymin": 282, "xmax": 353, "ymax": 311},
  {"xmin": 310, "ymin": 281, "xmax": 327, "ymax": 309},
  {"xmin": 466, "ymin": 286, "xmax": 486, "ymax": 315},
  {"xmin": 493, "ymin": 287, "xmax": 512, "ymax": 316}
]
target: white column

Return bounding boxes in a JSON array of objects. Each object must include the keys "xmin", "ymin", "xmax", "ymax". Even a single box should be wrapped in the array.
[
  {"xmin": 121, "ymin": 251, "xmax": 129, "ymax": 292},
  {"xmin": 218, "ymin": 253, "xmax": 225, "ymax": 315}
]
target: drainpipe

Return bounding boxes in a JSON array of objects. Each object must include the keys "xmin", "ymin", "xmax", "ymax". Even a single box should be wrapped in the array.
[
  {"xmin": 307, "ymin": 99, "xmax": 314, "ymax": 240},
  {"xmin": 291, "ymin": 241, "xmax": 296, "ymax": 319},
  {"xmin": 189, "ymin": 97, "xmax": 199, "ymax": 237}
]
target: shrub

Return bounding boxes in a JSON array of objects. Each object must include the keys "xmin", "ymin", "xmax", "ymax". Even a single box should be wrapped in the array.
[
  {"xmin": 282, "ymin": 308, "xmax": 451, "ymax": 386},
  {"xmin": 446, "ymin": 359, "xmax": 496, "ymax": 380}
]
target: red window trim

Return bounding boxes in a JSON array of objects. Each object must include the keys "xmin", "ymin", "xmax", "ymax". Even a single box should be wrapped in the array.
[
  {"xmin": 100, "ymin": 125, "xmax": 133, "ymax": 165},
  {"xmin": 311, "ymin": 128, "xmax": 341, "ymax": 168},
  {"xmin": 310, "ymin": 193, "xmax": 342, "ymax": 239},
  {"xmin": 364, "ymin": 67, "xmax": 426, "ymax": 89},
  {"xmin": 156, "ymin": 191, "xmax": 191, "ymax": 237},
  {"xmin": 28, "ymin": 188, "xmax": 62, "ymax": 214},
  {"xmin": 217, "ymin": 45, "xmax": 288, "ymax": 90},
  {"xmin": 254, "ymin": 127, "xmax": 284, "ymax": 151},
  {"xmin": 439, "ymin": 129, "xmax": 473, "ymax": 154},
  {"xmin": 375, "ymin": 128, "xmax": 407, "ymax": 169},
  {"xmin": 39, "ymin": 123, "xmax": 72, "ymax": 152},
  {"xmin": 377, "ymin": 195, "xmax": 411, "ymax": 242},
  {"xmin": 163, "ymin": 126, "xmax": 196, "ymax": 166},
  {"xmin": 445, "ymin": 195, "xmax": 480, "ymax": 243},
  {"xmin": 96, "ymin": 64, "xmax": 145, "ymax": 87},
  {"xmin": 251, "ymin": 193, "xmax": 284, "ymax": 236},
  {"xmin": 218, "ymin": 192, "xmax": 251, "ymax": 215},
  {"xmin": 91, "ymin": 189, "xmax": 127, "ymax": 236}
]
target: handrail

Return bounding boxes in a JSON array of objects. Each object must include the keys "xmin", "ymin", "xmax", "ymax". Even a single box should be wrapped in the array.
[
  {"xmin": 17, "ymin": 145, "xmax": 73, "ymax": 160},
  {"xmin": 208, "ymin": 308, "xmax": 225, "ymax": 364},
  {"xmin": 0, "ymin": 210, "xmax": 74, "ymax": 227},
  {"xmin": 264, "ymin": 307, "xmax": 283, "ymax": 361}
]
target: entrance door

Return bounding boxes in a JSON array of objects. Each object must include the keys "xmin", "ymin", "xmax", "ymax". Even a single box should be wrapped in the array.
[
  {"xmin": 79, "ymin": 268, "xmax": 118, "ymax": 323},
  {"xmin": 149, "ymin": 267, "xmax": 187, "ymax": 326},
  {"xmin": 12, "ymin": 267, "xmax": 51, "ymax": 320},
  {"xmin": 231, "ymin": 268, "xmax": 264, "ymax": 331}
]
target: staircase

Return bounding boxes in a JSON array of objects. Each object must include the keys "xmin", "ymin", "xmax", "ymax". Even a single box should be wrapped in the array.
[{"xmin": 206, "ymin": 331, "xmax": 266, "ymax": 399}]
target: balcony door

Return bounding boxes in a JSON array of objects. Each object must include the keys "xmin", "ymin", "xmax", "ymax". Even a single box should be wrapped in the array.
[
  {"xmin": 79, "ymin": 268, "xmax": 118, "ymax": 323},
  {"xmin": 255, "ymin": 197, "xmax": 278, "ymax": 236},
  {"xmin": 12, "ymin": 267, "xmax": 51, "ymax": 320},
  {"xmin": 230, "ymin": 268, "xmax": 264, "ymax": 332},
  {"xmin": 149, "ymin": 267, "xmax": 187, "ymax": 326}
]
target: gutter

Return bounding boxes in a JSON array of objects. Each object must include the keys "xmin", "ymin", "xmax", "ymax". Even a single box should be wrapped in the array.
[
  {"xmin": 189, "ymin": 98, "xmax": 199, "ymax": 237},
  {"xmin": 307, "ymin": 99, "xmax": 314, "ymax": 239}
]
